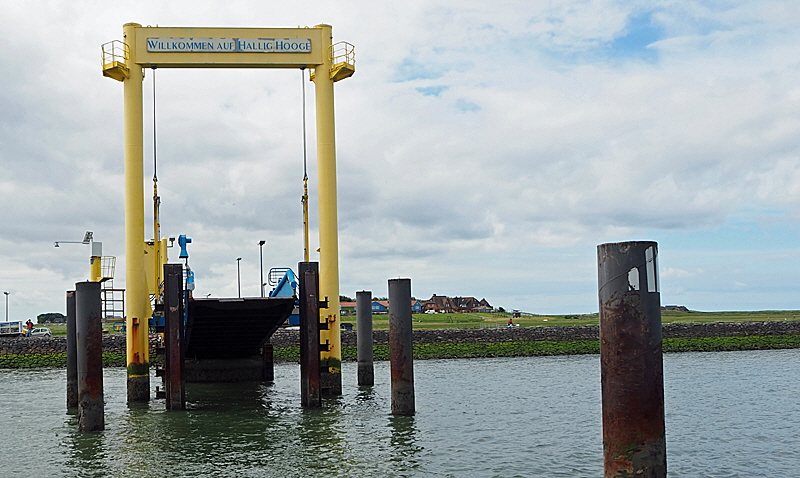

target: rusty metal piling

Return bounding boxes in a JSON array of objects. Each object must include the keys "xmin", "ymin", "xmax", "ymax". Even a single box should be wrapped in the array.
[
  {"xmin": 163, "ymin": 264, "xmax": 186, "ymax": 410},
  {"xmin": 299, "ymin": 262, "xmax": 321, "ymax": 408},
  {"xmin": 598, "ymin": 241, "xmax": 666, "ymax": 478},
  {"xmin": 389, "ymin": 278, "xmax": 415, "ymax": 416},
  {"xmin": 356, "ymin": 290, "xmax": 374, "ymax": 386},
  {"xmin": 66, "ymin": 290, "xmax": 78, "ymax": 410},
  {"xmin": 262, "ymin": 343, "xmax": 274, "ymax": 382},
  {"xmin": 75, "ymin": 281, "xmax": 104, "ymax": 432}
]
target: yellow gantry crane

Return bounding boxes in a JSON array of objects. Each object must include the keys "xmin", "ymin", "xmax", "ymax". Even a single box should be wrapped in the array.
[{"xmin": 102, "ymin": 24, "xmax": 354, "ymax": 400}]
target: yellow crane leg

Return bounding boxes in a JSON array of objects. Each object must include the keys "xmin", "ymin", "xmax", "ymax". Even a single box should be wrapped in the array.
[
  {"xmin": 123, "ymin": 22, "xmax": 151, "ymax": 402},
  {"xmin": 313, "ymin": 24, "xmax": 342, "ymax": 395},
  {"xmin": 160, "ymin": 238, "xmax": 168, "ymax": 274}
]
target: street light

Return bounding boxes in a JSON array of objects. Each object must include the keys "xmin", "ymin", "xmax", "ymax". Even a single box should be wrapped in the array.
[
  {"xmin": 258, "ymin": 240, "xmax": 266, "ymax": 297},
  {"xmin": 3, "ymin": 292, "xmax": 8, "ymax": 321},
  {"xmin": 236, "ymin": 257, "xmax": 242, "ymax": 298},
  {"xmin": 54, "ymin": 231, "xmax": 93, "ymax": 247}
]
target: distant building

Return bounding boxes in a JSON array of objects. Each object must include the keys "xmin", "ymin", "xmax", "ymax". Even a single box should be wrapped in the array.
[
  {"xmin": 342, "ymin": 297, "xmax": 488, "ymax": 315},
  {"xmin": 372, "ymin": 300, "xmax": 389, "ymax": 313},
  {"xmin": 424, "ymin": 294, "xmax": 453, "ymax": 313},
  {"xmin": 422, "ymin": 294, "xmax": 493, "ymax": 313},
  {"xmin": 340, "ymin": 301, "xmax": 357, "ymax": 316},
  {"xmin": 662, "ymin": 305, "xmax": 689, "ymax": 311}
]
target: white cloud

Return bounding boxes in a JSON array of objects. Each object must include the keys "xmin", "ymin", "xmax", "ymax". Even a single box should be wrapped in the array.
[
  {"xmin": 2, "ymin": 0, "xmax": 800, "ymax": 319},
  {"xmin": 661, "ymin": 267, "xmax": 696, "ymax": 278}
]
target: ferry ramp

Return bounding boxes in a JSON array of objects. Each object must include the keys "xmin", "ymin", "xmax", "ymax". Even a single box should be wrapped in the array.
[{"xmin": 185, "ymin": 297, "xmax": 295, "ymax": 360}]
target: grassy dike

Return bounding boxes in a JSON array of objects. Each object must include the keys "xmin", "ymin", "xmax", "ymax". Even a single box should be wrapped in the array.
[
  {"xmin": 2, "ymin": 335, "xmax": 800, "ymax": 369},
  {"xmin": 272, "ymin": 334, "xmax": 800, "ymax": 363}
]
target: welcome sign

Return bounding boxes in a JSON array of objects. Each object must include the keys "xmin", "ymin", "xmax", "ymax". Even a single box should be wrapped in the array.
[{"xmin": 146, "ymin": 37, "xmax": 312, "ymax": 53}]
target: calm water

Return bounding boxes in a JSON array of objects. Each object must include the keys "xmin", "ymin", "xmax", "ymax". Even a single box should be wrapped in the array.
[{"xmin": 1, "ymin": 350, "xmax": 799, "ymax": 477}]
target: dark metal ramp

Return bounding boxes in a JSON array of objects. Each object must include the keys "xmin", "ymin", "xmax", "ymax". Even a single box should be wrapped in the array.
[{"xmin": 185, "ymin": 297, "xmax": 295, "ymax": 360}]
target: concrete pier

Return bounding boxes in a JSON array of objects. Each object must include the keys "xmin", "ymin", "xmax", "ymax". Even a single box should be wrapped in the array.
[
  {"xmin": 389, "ymin": 278, "xmax": 415, "ymax": 416},
  {"xmin": 356, "ymin": 290, "xmax": 374, "ymax": 386},
  {"xmin": 75, "ymin": 281, "xmax": 104, "ymax": 431},
  {"xmin": 598, "ymin": 241, "xmax": 666, "ymax": 477}
]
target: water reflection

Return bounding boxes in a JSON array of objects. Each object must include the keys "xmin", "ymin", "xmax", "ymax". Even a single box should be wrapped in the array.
[
  {"xmin": 296, "ymin": 398, "xmax": 352, "ymax": 474},
  {"xmin": 356, "ymin": 385, "xmax": 376, "ymax": 401},
  {"xmin": 62, "ymin": 419, "xmax": 108, "ymax": 477},
  {"xmin": 388, "ymin": 415, "xmax": 423, "ymax": 474}
]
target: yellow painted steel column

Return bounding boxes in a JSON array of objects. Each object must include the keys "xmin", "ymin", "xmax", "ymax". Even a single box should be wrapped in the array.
[
  {"xmin": 89, "ymin": 241, "xmax": 102, "ymax": 282},
  {"xmin": 313, "ymin": 24, "xmax": 342, "ymax": 395},
  {"xmin": 152, "ymin": 239, "xmax": 160, "ymax": 298},
  {"xmin": 123, "ymin": 23, "xmax": 151, "ymax": 401},
  {"xmin": 90, "ymin": 257, "xmax": 102, "ymax": 282},
  {"xmin": 152, "ymin": 179, "xmax": 161, "ymax": 298},
  {"xmin": 160, "ymin": 238, "xmax": 169, "ymax": 272}
]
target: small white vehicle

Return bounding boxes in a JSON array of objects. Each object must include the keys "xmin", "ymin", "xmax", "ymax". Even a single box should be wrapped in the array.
[
  {"xmin": 0, "ymin": 321, "xmax": 24, "ymax": 337},
  {"xmin": 30, "ymin": 327, "xmax": 52, "ymax": 337}
]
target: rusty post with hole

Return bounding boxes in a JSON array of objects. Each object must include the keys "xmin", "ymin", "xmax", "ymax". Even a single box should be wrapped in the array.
[{"xmin": 598, "ymin": 241, "xmax": 666, "ymax": 478}]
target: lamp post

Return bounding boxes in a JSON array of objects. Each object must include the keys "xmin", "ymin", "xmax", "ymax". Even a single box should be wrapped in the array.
[
  {"xmin": 236, "ymin": 257, "xmax": 242, "ymax": 298},
  {"xmin": 54, "ymin": 231, "xmax": 93, "ymax": 248},
  {"xmin": 258, "ymin": 240, "xmax": 266, "ymax": 297},
  {"xmin": 3, "ymin": 292, "xmax": 8, "ymax": 321}
]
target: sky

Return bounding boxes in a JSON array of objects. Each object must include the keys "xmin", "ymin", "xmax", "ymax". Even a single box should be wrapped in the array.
[{"xmin": 2, "ymin": 0, "xmax": 800, "ymax": 322}]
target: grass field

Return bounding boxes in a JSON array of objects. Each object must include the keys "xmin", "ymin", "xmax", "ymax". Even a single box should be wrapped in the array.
[
  {"xmin": 367, "ymin": 309, "xmax": 800, "ymax": 330},
  {"xmin": 33, "ymin": 309, "xmax": 800, "ymax": 336}
]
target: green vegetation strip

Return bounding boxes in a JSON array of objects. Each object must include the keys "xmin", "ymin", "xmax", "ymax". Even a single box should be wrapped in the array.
[
  {"xmin": 663, "ymin": 335, "xmax": 800, "ymax": 352},
  {"xmin": 272, "ymin": 335, "xmax": 800, "ymax": 362},
  {"xmin": 271, "ymin": 342, "xmax": 592, "ymax": 362},
  {"xmin": 3, "ymin": 335, "xmax": 800, "ymax": 368},
  {"xmin": 0, "ymin": 352, "xmax": 128, "ymax": 369}
]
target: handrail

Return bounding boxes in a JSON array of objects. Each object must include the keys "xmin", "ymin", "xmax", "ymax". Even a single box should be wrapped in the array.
[
  {"xmin": 330, "ymin": 41, "xmax": 355, "ymax": 68},
  {"xmin": 101, "ymin": 40, "xmax": 129, "ymax": 67},
  {"xmin": 101, "ymin": 256, "xmax": 116, "ymax": 280},
  {"xmin": 101, "ymin": 40, "xmax": 130, "ymax": 81},
  {"xmin": 268, "ymin": 267, "xmax": 292, "ymax": 286}
]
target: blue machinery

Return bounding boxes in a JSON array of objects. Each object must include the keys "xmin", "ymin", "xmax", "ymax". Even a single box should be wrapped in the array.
[{"xmin": 268, "ymin": 268, "xmax": 300, "ymax": 325}]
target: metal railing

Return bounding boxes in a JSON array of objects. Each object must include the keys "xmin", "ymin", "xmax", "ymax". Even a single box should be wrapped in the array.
[
  {"xmin": 330, "ymin": 41, "xmax": 355, "ymax": 68},
  {"xmin": 101, "ymin": 40, "xmax": 129, "ymax": 68},
  {"xmin": 100, "ymin": 256, "xmax": 115, "ymax": 281},
  {"xmin": 268, "ymin": 267, "xmax": 291, "ymax": 286}
]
